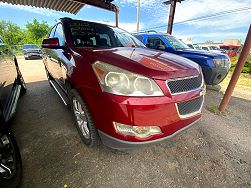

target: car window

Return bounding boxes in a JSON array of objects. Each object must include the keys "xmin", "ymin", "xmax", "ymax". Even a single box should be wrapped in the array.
[
  {"xmin": 146, "ymin": 37, "xmax": 167, "ymax": 50},
  {"xmin": 187, "ymin": 44, "xmax": 194, "ymax": 49},
  {"xmin": 134, "ymin": 35, "xmax": 144, "ymax": 42},
  {"xmin": 54, "ymin": 23, "xmax": 65, "ymax": 46},
  {"xmin": 163, "ymin": 35, "xmax": 189, "ymax": 50},
  {"xmin": 194, "ymin": 44, "xmax": 201, "ymax": 50},
  {"xmin": 68, "ymin": 21, "xmax": 145, "ymax": 48},
  {"xmin": 49, "ymin": 26, "xmax": 56, "ymax": 38},
  {"xmin": 202, "ymin": 47, "xmax": 208, "ymax": 51}
]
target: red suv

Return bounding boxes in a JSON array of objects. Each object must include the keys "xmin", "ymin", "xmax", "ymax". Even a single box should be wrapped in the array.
[{"xmin": 42, "ymin": 18, "xmax": 205, "ymax": 150}]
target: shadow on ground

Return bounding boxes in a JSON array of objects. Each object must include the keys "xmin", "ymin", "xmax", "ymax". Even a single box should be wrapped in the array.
[{"xmin": 10, "ymin": 78, "xmax": 251, "ymax": 188}]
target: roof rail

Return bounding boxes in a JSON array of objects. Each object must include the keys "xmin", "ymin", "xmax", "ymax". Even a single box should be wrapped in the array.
[{"xmin": 132, "ymin": 30, "xmax": 158, "ymax": 34}]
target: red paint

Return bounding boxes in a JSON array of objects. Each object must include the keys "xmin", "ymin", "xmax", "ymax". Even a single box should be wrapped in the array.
[{"xmin": 43, "ymin": 19, "xmax": 204, "ymax": 145}]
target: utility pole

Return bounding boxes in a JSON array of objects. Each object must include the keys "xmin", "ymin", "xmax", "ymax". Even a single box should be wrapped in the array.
[
  {"xmin": 219, "ymin": 24, "xmax": 251, "ymax": 112},
  {"xmin": 163, "ymin": 0, "xmax": 185, "ymax": 34},
  {"xmin": 136, "ymin": 0, "xmax": 140, "ymax": 32}
]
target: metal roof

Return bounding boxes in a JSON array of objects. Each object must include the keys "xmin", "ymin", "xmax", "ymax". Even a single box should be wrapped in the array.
[{"xmin": 0, "ymin": 0, "xmax": 117, "ymax": 14}]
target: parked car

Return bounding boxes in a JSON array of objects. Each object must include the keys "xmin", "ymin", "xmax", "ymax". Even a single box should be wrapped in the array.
[
  {"xmin": 0, "ymin": 37, "xmax": 26, "ymax": 187},
  {"xmin": 22, "ymin": 44, "xmax": 43, "ymax": 60},
  {"xmin": 187, "ymin": 43, "xmax": 202, "ymax": 50},
  {"xmin": 134, "ymin": 33, "xmax": 231, "ymax": 85},
  {"xmin": 201, "ymin": 46, "xmax": 223, "ymax": 54},
  {"xmin": 42, "ymin": 18, "xmax": 205, "ymax": 151}
]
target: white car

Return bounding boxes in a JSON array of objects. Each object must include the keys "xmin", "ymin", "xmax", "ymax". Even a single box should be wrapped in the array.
[{"xmin": 201, "ymin": 46, "xmax": 223, "ymax": 53}]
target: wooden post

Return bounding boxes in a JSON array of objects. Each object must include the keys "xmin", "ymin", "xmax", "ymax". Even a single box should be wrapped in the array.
[
  {"xmin": 167, "ymin": 0, "xmax": 177, "ymax": 34},
  {"xmin": 115, "ymin": 7, "xmax": 119, "ymax": 27},
  {"xmin": 136, "ymin": 0, "xmax": 140, "ymax": 32},
  {"xmin": 219, "ymin": 24, "xmax": 251, "ymax": 112}
]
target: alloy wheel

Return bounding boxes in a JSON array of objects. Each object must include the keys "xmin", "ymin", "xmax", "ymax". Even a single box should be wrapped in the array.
[{"xmin": 72, "ymin": 98, "xmax": 90, "ymax": 139}]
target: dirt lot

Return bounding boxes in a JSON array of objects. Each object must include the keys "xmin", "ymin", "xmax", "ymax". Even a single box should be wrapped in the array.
[{"xmin": 12, "ymin": 57, "xmax": 251, "ymax": 188}]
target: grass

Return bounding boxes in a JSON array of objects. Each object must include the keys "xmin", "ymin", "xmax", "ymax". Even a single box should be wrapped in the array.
[
  {"xmin": 206, "ymin": 104, "xmax": 229, "ymax": 116},
  {"xmin": 220, "ymin": 73, "xmax": 251, "ymax": 90}
]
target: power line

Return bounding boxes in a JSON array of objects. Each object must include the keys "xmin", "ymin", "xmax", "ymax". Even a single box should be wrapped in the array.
[{"xmin": 139, "ymin": 5, "xmax": 251, "ymax": 31}]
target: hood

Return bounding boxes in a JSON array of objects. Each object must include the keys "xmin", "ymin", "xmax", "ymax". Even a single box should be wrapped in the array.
[
  {"xmin": 177, "ymin": 48, "xmax": 227, "ymax": 59},
  {"xmin": 74, "ymin": 47, "xmax": 200, "ymax": 80}
]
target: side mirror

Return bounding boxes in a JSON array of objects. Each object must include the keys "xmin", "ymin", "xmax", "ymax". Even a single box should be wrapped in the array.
[{"xmin": 42, "ymin": 38, "xmax": 62, "ymax": 49}]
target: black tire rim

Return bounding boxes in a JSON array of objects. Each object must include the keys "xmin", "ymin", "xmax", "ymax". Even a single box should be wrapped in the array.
[
  {"xmin": 0, "ymin": 133, "xmax": 16, "ymax": 179},
  {"xmin": 72, "ymin": 98, "xmax": 90, "ymax": 139}
]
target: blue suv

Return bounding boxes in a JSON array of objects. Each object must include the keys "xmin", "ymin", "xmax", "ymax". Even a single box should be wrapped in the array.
[{"xmin": 134, "ymin": 32, "xmax": 230, "ymax": 85}]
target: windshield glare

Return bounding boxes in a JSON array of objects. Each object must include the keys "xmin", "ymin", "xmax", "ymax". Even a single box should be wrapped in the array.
[
  {"xmin": 23, "ymin": 44, "xmax": 39, "ymax": 49},
  {"xmin": 164, "ymin": 35, "xmax": 189, "ymax": 49},
  {"xmin": 68, "ymin": 21, "xmax": 145, "ymax": 48}
]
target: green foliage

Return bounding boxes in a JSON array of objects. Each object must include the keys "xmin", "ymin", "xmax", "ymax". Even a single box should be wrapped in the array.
[
  {"xmin": 25, "ymin": 19, "xmax": 50, "ymax": 46},
  {"xmin": 0, "ymin": 20, "xmax": 24, "ymax": 45},
  {"xmin": 0, "ymin": 19, "xmax": 50, "ymax": 46}
]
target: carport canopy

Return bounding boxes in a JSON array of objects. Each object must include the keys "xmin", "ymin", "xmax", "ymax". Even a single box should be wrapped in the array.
[{"xmin": 0, "ymin": 0, "xmax": 117, "ymax": 14}]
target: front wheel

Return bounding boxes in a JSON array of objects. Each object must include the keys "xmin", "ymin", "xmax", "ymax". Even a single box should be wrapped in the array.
[
  {"xmin": 69, "ymin": 89, "xmax": 100, "ymax": 147},
  {"xmin": 0, "ymin": 131, "xmax": 22, "ymax": 188}
]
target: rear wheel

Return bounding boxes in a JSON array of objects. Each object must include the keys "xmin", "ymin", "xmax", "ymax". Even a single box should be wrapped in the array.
[
  {"xmin": 69, "ymin": 89, "xmax": 100, "ymax": 147},
  {"xmin": 0, "ymin": 131, "xmax": 22, "ymax": 188}
]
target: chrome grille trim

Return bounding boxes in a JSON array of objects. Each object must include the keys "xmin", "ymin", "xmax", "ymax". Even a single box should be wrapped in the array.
[
  {"xmin": 166, "ymin": 74, "xmax": 203, "ymax": 95},
  {"xmin": 175, "ymin": 95, "xmax": 204, "ymax": 119}
]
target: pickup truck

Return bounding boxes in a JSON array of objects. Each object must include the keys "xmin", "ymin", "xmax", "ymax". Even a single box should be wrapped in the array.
[
  {"xmin": 42, "ymin": 18, "xmax": 205, "ymax": 151},
  {"xmin": 0, "ymin": 37, "xmax": 26, "ymax": 187},
  {"xmin": 134, "ymin": 33, "xmax": 231, "ymax": 85}
]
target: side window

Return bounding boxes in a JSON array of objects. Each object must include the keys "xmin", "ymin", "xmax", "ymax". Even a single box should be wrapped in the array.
[
  {"xmin": 187, "ymin": 44, "xmax": 194, "ymax": 49},
  {"xmin": 54, "ymin": 24, "xmax": 65, "ymax": 46},
  {"xmin": 49, "ymin": 26, "xmax": 56, "ymax": 38},
  {"xmin": 146, "ymin": 37, "xmax": 167, "ymax": 50},
  {"xmin": 135, "ymin": 35, "xmax": 144, "ymax": 42},
  {"xmin": 202, "ymin": 47, "xmax": 208, "ymax": 51}
]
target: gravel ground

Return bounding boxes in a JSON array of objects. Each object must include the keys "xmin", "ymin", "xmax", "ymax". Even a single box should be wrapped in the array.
[{"xmin": 12, "ymin": 57, "xmax": 251, "ymax": 188}]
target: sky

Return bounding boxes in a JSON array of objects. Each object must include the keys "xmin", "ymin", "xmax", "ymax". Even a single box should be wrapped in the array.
[{"xmin": 0, "ymin": 0, "xmax": 251, "ymax": 43}]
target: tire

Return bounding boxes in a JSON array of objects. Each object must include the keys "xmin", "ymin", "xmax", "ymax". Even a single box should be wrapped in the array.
[
  {"xmin": 0, "ymin": 131, "xmax": 22, "ymax": 188},
  {"xmin": 24, "ymin": 57, "xmax": 28, "ymax": 60},
  {"xmin": 69, "ymin": 89, "xmax": 100, "ymax": 147}
]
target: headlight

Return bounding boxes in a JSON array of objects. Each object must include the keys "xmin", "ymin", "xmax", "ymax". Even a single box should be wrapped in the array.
[
  {"xmin": 213, "ymin": 59, "xmax": 225, "ymax": 68},
  {"xmin": 114, "ymin": 122, "xmax": 162, "ymax": 138},
  {"xmin": 92, "ymin": 61, "xmax": 164, "ymax": 96}
]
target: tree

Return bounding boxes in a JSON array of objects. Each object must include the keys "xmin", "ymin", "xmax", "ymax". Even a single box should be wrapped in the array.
[
  {"xmin": 0, "ymin": 20, "xmax": 24, "ymax": 45},
  {"xmin": 25, "ymin": 19, "xmax": 50, "ymax": 45}
]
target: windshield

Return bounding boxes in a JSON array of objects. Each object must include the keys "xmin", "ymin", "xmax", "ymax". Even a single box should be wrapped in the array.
[
  {"xmin": 210, "ymin": 46, "xmax": 220, "ymax": 50},
  {"xmin": 193, "ymin": 44, "xmax": 201, "ymax": 50},
  {"xmin": 23, "ymin": 44, "xmax": 39, "ymax": 49},
  {"xmin": 164, "ymin": 35, "xmax": 190, "ymax": 49},
  {"xmin": 68, "ymin": 21, "xmax": 145, "ymax": 48}
]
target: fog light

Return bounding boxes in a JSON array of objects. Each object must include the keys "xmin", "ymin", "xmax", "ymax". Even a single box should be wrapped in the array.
[{"xmin": 114, "ymin": 122, "xmax": 162, "ymax": 138}]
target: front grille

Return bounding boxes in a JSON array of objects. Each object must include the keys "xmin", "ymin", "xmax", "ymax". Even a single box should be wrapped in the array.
[
  {"xmin": 167, "ymin": 74, "xmax": 202, "ymax": 95},
  {"xmin": 177, "ymin": 96, "xmax": 203, "ymax": 118}
]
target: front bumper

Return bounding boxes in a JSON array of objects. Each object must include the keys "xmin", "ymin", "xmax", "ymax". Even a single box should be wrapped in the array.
[
  {"xmin": 24, "ymin": 52, "xmax": 42, "ymax": 58},
  {"xmin": 98, "ymin": 118, "xmax": 200, "ymax": 150},
  {"xmin": 78, "ymin": 83, "xmax": 204, "ymax": 148},
  {"xmin": 202, "ymin": 66, "xmax": 228, "ymax": 85}
]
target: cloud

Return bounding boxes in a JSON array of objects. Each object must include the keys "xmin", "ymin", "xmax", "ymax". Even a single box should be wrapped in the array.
[
  {"xmin": 0, "ymin": 2, "xmax": 64, "ymax": 16},
  {"xmin": 115, "ymin": 0, "xmax": 251, "ymax": 31}
]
